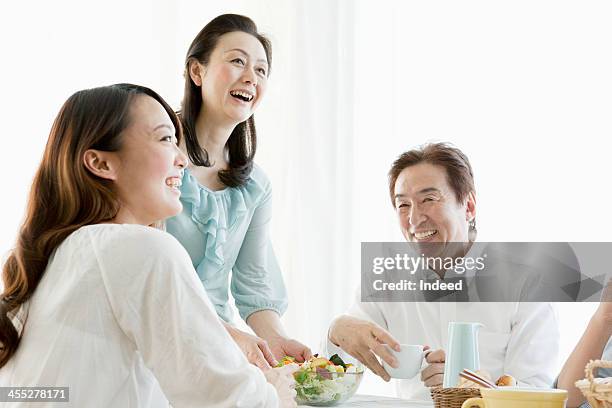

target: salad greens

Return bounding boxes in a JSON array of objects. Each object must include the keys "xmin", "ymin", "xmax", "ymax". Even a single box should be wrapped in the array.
[{"xmin": 277, "ymin": 354, "xmax": 363, "ymax": 406}]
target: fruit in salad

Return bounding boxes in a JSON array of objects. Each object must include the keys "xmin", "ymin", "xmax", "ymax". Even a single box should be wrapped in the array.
[
  {"xmin": 310, "ymin": 357, "xmax": 331, "ymax": 368},
  {"xmin": 277, "ymin": 356, "xmax": 296, "ymax": 366},
  {"xmin": 276, "ymin": 354, "xmax": 364, "ymax": 405}
]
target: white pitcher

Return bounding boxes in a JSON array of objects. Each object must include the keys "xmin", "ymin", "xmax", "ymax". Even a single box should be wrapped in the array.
[{"xmin": 442, "ymin": 322, "xmax": 483, "ymax": 388}]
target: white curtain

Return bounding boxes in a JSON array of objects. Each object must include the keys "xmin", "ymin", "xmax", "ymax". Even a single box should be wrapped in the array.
[
  {"xmin": 254, "ymin": 0, "xmax": 359, "ymax": 350},
  {"xmin": 0, "ymin": 0, "xmax": 360, "ymax": 354}
]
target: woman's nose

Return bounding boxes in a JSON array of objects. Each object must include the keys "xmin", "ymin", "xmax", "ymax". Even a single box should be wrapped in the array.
[
  {"xmin": 175, "ymin": 145, "xmax": 188, "ymax": 169},
  {"xmin": 242, "ymin": 66, "xmax": 258, "ymax": 87}
]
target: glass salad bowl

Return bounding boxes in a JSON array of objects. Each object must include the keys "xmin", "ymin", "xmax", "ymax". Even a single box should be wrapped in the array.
[{"xmin": 278, "ymin": 355, "xmax": 364, "ymax": 406}]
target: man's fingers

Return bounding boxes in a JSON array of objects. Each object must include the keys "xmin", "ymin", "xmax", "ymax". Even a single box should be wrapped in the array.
[
  {"xmin": 358, "ymin": 349, "xmax": 391, "ymax": 382},
  {"xmin": 422, "ymin": 362, "xmax": 445, "ymax": 380},
  {"xmin": 258, "ymin": 340, "xmax": 279, "ymax": 367},
  {"xmin": 424, "ymin": 373, "xmax": 444, "ymax": 387},
  {"xmin": 421, "ymin": 363, "xmax": 445, "ymax": 382},
  {"xmin": 344, "ymin": 347, "xmax": 369, "ymax": 367},
  {"xmin": 425, "ymin": 349, "xmax": 445, "ymax": 363},
  {"xmin": 370, "ymin": 342, "xmax": 399, "ymax": 368},
  {"xmin": 370, "ymin": 326, "xmax": 401, "ymax": 352}
]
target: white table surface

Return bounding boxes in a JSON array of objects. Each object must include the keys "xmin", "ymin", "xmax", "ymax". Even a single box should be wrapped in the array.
[{"xmin": 305, "ymin": 394, "xmax": 433, "ymax": 407}]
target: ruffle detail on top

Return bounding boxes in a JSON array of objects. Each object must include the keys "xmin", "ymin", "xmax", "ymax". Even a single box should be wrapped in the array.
[{"xmin": 178, "ymin": 169, "xmax": 259, "ymax": 267}]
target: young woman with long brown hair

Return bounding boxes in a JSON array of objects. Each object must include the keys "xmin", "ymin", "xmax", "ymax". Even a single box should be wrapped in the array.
[{"xmin": 0, "ymin": 83, "xmax": 296, "ymax": 407}]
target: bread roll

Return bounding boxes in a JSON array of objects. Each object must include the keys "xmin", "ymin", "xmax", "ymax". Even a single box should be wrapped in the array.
[{"xmin": 495, "ymin": 374, "xmax": 517, "ymax": 387}]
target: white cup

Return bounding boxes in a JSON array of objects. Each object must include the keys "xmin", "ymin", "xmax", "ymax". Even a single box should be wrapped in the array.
[{"xmin": 382, "ymin": 344, "xmax": 425, "ymax": 379}]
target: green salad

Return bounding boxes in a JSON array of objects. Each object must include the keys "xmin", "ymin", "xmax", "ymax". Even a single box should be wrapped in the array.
[{"xmin": 277, "ymin": 354, "xmax": 364, "ymax": 405}]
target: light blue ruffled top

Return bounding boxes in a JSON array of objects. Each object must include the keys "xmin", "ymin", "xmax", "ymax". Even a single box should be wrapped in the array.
[{"xmin": 165, "ymin": 164, "xmax": 288, "ymax": 323}]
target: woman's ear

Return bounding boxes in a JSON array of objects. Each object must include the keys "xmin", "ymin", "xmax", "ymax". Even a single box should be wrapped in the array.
[
  {"xmin": 83, "ymin": 149, "xmax": 118, "ymax": 181},
  {"xmin": 188, "ymin": 59, "xmax": 204, "ymax": 87}
]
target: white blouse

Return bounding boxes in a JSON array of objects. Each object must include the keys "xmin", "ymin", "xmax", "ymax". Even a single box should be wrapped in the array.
[{"xmin": 0, "ymin": 224, "xmax": 278, "ymax": 407}]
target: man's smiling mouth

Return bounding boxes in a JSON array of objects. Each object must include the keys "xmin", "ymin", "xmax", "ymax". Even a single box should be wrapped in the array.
[{"xmin": 413, "ymin": 230, "xmax": 438, "ymax": 240}]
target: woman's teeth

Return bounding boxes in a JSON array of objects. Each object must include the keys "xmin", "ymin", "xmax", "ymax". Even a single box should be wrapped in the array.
[
  {"xmin": 229, "ymin": 90, "xmax": 254, "ymax": 102},
  {"xmin": 166, "ymin": 178, "xmax": 181, "ymax": 189},
  {"xmin": 414, "ymin": 230, "xmax": 437, "ymax": 240}
]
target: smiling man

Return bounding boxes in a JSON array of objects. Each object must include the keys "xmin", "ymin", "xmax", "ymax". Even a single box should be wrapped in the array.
[
  {"xmin": 327, "ymin": 143, "xmax": 559, "ymax": 400},
  {"xmin": 391, "ymin": 146, "xmax": 476, "ymax": 269}
]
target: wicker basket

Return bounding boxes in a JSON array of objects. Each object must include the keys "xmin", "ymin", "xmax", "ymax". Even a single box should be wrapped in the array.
[
  {"xmin": 576, "ymin": 360, "xmax": 612, "ymax": 408},
  {"xmin": 431, "ymin": 387, "xmax": 481, "ymax": 408}
]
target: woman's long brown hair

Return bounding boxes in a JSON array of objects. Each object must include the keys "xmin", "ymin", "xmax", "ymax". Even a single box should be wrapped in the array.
[
  {"xmin": 0, "ymin": 83, "xmax": 181, "ymax": 368},
  {"xmin": 181, "ymin": 14, "xmax": 272, "ymax": 187}
]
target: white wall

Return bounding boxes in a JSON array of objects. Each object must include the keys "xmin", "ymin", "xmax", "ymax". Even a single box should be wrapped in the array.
[{"xmin": 351, "ymin": 1, "xmax": 610, "ymax": 394}]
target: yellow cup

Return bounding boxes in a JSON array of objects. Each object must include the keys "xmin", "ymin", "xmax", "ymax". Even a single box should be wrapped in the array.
[{"xmin": 461, "ymin": 387, "xmax": 567, "ymax": 408}]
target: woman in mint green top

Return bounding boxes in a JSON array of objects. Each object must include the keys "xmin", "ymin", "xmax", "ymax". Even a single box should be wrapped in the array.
[
  {"xmin": 167, "ymin": 164, "xmax": 287, "ymax": 323},
  {"xmin": 166, "ymin": 14, "xmax": 311, "ymax": 370}
]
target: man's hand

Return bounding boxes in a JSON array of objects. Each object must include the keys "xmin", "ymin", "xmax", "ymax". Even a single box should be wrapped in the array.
[
  {"xmin": 421, "ymin": 349, "xmax": 445, "ymax": 387},
  {"xmin": 329, "ymin": 315, "xmax": 400, "ymax": 382}
]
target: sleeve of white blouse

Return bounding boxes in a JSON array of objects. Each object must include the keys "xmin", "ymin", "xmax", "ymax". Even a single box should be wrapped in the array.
[
  {"xmin": 504, "ymin": 302, "xmax": 560, "ymax": 388},
  {"xmin": 231, "ymin": 177, "xmax": 289, "ymax": 321},
  {"xmin": 92, "ymin": 226, "xmax": 279, "ymax": 408}
]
